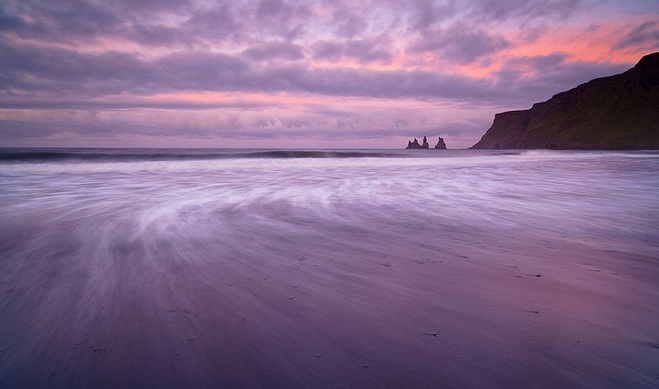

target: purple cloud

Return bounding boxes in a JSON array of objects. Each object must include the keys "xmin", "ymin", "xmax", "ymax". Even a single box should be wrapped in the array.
[
  {"xmin": 407, "ymin": 0, "xmax": 457, "ymax": 31},
  {"xmin": 0, "ymin": 41, "xmax": 156, "ymax": 95},
  {"xmin": 0, "ymin": 39, "xmax": 637, "ymax": 115},
  {"xmin": 242, "ymin": 41, "xmax": 304, "ymax": 62},
  {"xmin": 0, "ymin": 0, "xmax": 121, "ymax": 41},
  {"xmin": 493, "ymin": 52, "xmax": 633, "ymax": 104},
  {"xmin": 614, "ymin": 21, "xmax": 659, "ymax": 51},
  {"xmin": 312, "ymin": 38, "xmax": 393, "ymax": 63},
  {"xmin": 411, "ymin": 23, "xmax": 510, "ymax": 64},
  {"xmin": 468, "ymin": 0, "xmax": 584, "ymax": 23},
  {"xmin": 0, "ymin": 0, "xmax": 656, "ymax": 148},
  {"xmin": 1, "ymin": 37, "xmax": 497, "ymax": 103},
  {"xmin": 331, "ymin": 9, "xmax": 368, "ymax": 38},
  {"xmin": 183, "ymin": 4, "xmax": 242, "ymax": 43}
]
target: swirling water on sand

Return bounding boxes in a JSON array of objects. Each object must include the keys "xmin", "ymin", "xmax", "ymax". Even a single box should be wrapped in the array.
[{"xmin": 1, "ymin": 148, "xmax": 658, "ymax": 388}]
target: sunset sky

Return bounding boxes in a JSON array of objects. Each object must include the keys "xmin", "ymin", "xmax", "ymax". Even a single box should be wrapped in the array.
[{"xmin": 1, "ymin": 0, "xmax": 658, "ymax": 149}]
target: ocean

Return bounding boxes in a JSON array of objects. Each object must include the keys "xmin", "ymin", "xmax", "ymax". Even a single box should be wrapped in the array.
[{"xmin": 1, "ymin": 148, "xmax": 658, "ymax": 388}]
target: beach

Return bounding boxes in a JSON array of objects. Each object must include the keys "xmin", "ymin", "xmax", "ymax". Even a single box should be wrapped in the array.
[{"xmin": 1, "ymin": 149, "xmax": 658, "ymax": 388}]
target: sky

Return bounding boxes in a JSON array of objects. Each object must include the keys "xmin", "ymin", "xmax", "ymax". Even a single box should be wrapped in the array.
[{"xmin": 0, "ymin": 0, "xmax": 658, "ymax": 149}]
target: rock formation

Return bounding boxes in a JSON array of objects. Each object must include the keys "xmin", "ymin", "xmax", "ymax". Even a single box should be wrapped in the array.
[
  {"xmin": 471, "ymin": 52, "xmax": 659, "ymax": 149},
  {"xmin": 406, "ymin": 136, "xmax": 430, "ymax": 149},
  {"xmin": 434, "ymin": 137, "xmax": 447, "ymax": 149}
]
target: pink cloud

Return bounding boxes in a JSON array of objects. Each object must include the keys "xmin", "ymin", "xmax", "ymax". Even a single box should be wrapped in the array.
[{"xmin": 0, "ymin": 0, "xmax": 657, "ymax": 148}]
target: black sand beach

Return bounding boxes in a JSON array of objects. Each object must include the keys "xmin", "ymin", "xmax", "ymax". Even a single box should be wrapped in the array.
[{"xmin": 1, "ymin": 149, "xmax": 658, "ymax": 388}]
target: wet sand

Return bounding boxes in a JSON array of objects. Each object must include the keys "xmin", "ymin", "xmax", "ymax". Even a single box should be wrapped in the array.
[
  {"xmin": 1, "ymin": 221, "xmax": 658, "ymax": 388},
  {"xmin": 1, "ymin": 150, "xmax": 658, "ymax": 388}
]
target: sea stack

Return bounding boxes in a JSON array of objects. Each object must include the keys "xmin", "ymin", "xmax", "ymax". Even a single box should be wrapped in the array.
[
  {"xmin": 406, "ymin": 136, "xmax": 430, "ymax": 149},
  {"xmin": 471, "ymin": 52, "xmax": 659, "ymax": 150},
  {"xmin": 435, "ymin": 137, "xmax": 447, "ymax": 149}
]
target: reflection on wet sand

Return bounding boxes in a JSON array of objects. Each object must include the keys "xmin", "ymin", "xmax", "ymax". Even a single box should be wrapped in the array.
[{"xmin": 1, "ymin": 150, "xmax": 658, "ymax": 388}]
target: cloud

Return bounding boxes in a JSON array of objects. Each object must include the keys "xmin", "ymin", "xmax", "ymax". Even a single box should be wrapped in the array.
[
  {"xmin": 0, "ymin": 0, "xmax": 655, "ymax": 148},
  {"xmin": 410, "ymin": 23, "xmax": 510, "ymax": 64},
  {"xmin": 183, "ymin": 4, "xmax": 241, "ymax": 43},
  {"xmin": 0, "ymin": 41, "xmax": 156, "ymax": 95},
  {"xmin": 467, "ymin": 0, "xmax": 584, "ymax": 23},
  {"xmin": 312, "ymin": 38, "xmax": 393, "ymax": 63},
  {"xmin": 614, "ymin": 21, "xmax": 659, "ymax": 51},
  {"xmin": 493, "ymin": 52, "xmax": 633, "ymax": 104},
  {"xmin": 253, "ymin": 0, "xmax": 311, "ymax": 40},
  {"xmin": 0, "ymin": 97, "xmax": 491, "ymax": 148},
  {"xmin": 0, "ymin": 0, "xmax": 121, "ymax": 42},
  {"xmin": 0, "ymin": 95, "xmax": 271, "ymax": 111},
  {"xmin": 157, "ymin": 51, "xmax": 250, "ymax": 91},
  {"xmin": 127, "ymin": 23, "xmax": 191, "ymax": 47},
  {"xmin": 3, "ymin": 37, "xmax": 635, "ymax": 114},
  {"xmin": 0, "ymin": 6, "xmax": 26, "ymax": 31},
  {"xmin": 242, "ymin": 41, "xmax": 304, "ymax": 62},
  {"xmin": 109, "ymin": 0, "xmax": 192, "ymax": 14},
  {"xmin": 330, "ymin": 7, "xmax": 368, "ymax": 38},
  {"xmin": 407, "ymin": 0, "xmax": 457, "ymax": 31},
  {"xmin": 493, "ymin": 52, "xmax": 570, "ymax": 82},
  {"xmin": 1, "ymin": 37, "xmax": 498, "ymax": 104},
  {"xmin": 256, "ymin": 0, "xmax": 292, "ymax": 18}
]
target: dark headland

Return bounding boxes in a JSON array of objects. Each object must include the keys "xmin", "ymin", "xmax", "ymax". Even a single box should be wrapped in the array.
[{"xmin": 471, "ymin": 52, "xmax": 659, "ymax": 149}]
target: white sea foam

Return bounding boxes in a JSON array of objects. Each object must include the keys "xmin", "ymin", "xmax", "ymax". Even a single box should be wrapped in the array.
[{"xmin": 1, "ymin": 149, "xmax": 658, "ymax": 387}]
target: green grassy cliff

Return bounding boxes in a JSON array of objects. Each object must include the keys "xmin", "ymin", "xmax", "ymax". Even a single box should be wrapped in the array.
[{"xmin": 471, "ymin": 52, "xmax": 659, "ymax": 149}]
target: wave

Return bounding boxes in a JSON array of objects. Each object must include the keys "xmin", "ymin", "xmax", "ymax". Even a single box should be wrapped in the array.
[
  {"xmin": 240, "ymin": 150, "xmax": 399, "ymax": 159},
  {"xmin": 3, "ymin": 148, "xmax": 653, "ymax": 164},
  {"xmin": 0, "ymin": 148, "xmax": 403, "ymax": 163}
]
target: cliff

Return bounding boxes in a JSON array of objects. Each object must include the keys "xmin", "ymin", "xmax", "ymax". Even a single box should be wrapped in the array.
[{"xmin": 471, "ymin": 52, "xmax": 659, "ymax": 149}]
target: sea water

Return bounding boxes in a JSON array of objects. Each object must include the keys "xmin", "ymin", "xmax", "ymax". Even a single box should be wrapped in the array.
[
  {"xmin": 1, "ymin": 148, "xmax": 658, "ymax": 388},
  {"xmin": 3, "ymin": 149, "xmax": 656, "ymax": 250}
]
